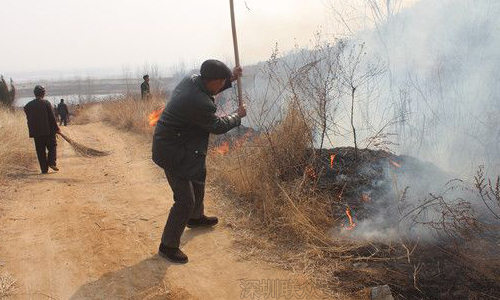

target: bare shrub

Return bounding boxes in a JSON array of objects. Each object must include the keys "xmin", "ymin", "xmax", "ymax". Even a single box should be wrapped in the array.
[{"xmin": 475, "ymin": 166, "xmax": 500, "ymax": 220}]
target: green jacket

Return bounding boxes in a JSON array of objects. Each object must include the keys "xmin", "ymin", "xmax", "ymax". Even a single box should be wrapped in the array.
[
  {"xmin": 152, "ymin": 74, "xmax": 240, "ymax": 181},
  {"xmin": 141, "ymin": 81, "xmax": 150, "ymax": 99}
]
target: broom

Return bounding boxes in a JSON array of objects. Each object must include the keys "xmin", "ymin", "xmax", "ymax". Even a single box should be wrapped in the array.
[{"xmin": 58, "ymin": 132, "xmax": 110, "ymax": 157}]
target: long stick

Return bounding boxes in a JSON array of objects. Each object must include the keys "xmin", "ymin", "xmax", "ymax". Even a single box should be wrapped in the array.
[{"xmin": 229, "ymin": 0, "xmax": 243, "ymax": 106}]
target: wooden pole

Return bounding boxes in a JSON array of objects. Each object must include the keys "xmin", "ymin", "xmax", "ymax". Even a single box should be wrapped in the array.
[{"xmin": 229, "ymin": 0, "xmax": 243, "ymax": 107}]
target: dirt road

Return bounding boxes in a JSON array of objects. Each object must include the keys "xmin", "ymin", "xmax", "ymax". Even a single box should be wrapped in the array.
[{"xmin": 0, "ymin": 123, "xmax": 310, "ymax": 300}]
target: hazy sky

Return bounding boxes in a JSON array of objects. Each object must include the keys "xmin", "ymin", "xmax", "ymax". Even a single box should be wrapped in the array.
[{"xmin": 0, "ymin": 0, "xmax": 417, "ymax": 79}]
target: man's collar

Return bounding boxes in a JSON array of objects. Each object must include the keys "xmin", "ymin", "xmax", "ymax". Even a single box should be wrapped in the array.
[{"xmin": 193, "ymin": 74, "xmax": 214, "ymax": 97}]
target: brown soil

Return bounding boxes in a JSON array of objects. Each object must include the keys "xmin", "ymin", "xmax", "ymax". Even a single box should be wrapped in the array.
[{"xmin": 0, "ymin": 123, "xmax": 326, "ymax": 300}]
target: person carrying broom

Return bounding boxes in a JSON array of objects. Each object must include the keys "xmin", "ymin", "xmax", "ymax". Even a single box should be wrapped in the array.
[
  {"xmin": 152, "ymin": 59, "xmax": 246, "ymax": 263},
  {"xmin": 24, "ymin": 85, "xmax": 60, "ymax": 174}
]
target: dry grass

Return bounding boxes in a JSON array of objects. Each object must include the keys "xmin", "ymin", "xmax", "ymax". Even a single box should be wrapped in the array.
[
  {"xmin": 0, "ymin": 106, "xmax": 34, "ymax": 179},
  {"xmin": 210, "ymin": 105, "xmax": 338, "ymax": 244},
  {"xmin": 73, "ymin": 96, "xmax": 165, "ymax": 135}
]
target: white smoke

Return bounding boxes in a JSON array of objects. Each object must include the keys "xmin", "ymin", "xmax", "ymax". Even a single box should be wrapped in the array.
[
  {"xmin": 242, "ymin": 0, "xmax": 500, "ymax": 176},
  {"xmin": 238, "ymin": 0, "xmax": 500, "ymax": 240},
  {"xmin": 353, "ymin": 0, "xmax": 500, "ymax": 240},
  {"xmin": 358, "ymin": 0, "xmax": 500, "ymax": 176}
]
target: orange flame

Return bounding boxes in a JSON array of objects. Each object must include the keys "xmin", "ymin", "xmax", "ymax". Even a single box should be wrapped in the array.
[
  {"xmin": 211, "ymin": 132, "xmax": 253, "ymax": 156},
  {"xmin": 233, "ymin": 131, "xmax": 251, "ymax": 150},
  {"xmin": 389, "ymin": 160, "xmax": 402, "ymax": 168},
  {"xmin": 148, "ymin": 107, "xmax": 164, "ymax": 127},
  {"xmin": 215, "ymin": 141, "xmax": 230, "ymax": 155},
  {"xmin": 344, "ymin": 206, "xmax": 356, "ymax": 230}
]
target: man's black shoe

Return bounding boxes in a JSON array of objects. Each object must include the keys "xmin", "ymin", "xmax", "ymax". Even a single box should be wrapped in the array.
[
  {"xmin": 158, "ymin": 243, "xmax": 188, "ymax": 264},
  {"xmin": 49, "ymin": 165, "xmax": 59, "ymax": 171},
  {"xmin": 186, "ymin": 215, "xmax": 219, "ymax": 228}
]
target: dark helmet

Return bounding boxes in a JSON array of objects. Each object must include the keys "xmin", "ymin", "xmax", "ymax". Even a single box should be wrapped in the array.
[
  {"xmin": 200, "ymin": 59, "xmax": 232, "ymax": 80},
  {"xmin": 34, "ymin": 85, "xmax": 45, "ymax": 97}
]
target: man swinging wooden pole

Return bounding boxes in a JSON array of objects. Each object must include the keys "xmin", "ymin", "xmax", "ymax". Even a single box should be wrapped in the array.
[{"xmin": 151, "ymin": 0, "xmax": 247, "ymax": 263}]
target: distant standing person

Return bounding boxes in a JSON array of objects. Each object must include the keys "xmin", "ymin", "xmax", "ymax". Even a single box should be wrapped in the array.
[
  {"xmin": 53, "ymin": 104, "xmax": 60, "ymax": 123},
  {"xmin": 24, "ymin": 85, "xmax": 60, "ymax": 174},
  {"xmin": 57, "ymin": 99, "xmax": 69, "ymax": 126},
  {"xmin": 141, "ymin": 75, "xmax": 151, "ymax": 100}
]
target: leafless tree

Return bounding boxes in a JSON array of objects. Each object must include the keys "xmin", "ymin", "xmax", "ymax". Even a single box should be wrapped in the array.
[
  {"xmin": 338, "ymin": 42, "xmax": 385, "ymax": 159},
  {"xmin": 293, "ymin": 35, "xmax": 345, "ymax": 151}
]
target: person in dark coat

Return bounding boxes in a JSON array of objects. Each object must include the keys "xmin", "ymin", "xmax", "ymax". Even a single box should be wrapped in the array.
[
  {"xmin": 24, "ymin": 85, "xmax": 60, "ymax": 174},
  {"xmin": 141, "ymin": 75, "xmax": 151, "ymax": 100},
  {"xmin": 152, "ymin": 59, "xmax": 246, "ymax": 263},
  {"xmin": 57, "ymin": 99, "xmax": 69, "ymax": 126},
  {"xmin": 53, "ymin": 104, "xmax": 60, "ymax": 123}
]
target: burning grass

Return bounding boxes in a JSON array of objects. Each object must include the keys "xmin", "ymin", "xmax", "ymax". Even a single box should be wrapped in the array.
[
  {"xmin": 0, "ymin": 106, "xmax": 34, "ymax": 179},
  {"xmin": 73, "ymin": 96, "xmax": 165, "ymax": 135},
  {"xmin": 208, "ymin": 106, "xmax": 500, "ymax": 299}
]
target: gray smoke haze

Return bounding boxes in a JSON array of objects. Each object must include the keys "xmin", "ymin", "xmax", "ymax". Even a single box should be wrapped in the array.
[
  {"xmin": 243, "ymin": 0, "xmax": 499, "ymax": 176},
  {"xmin": 348, "ymin": 0, "xmax": 500, "ymax": 239},
  {"xmin": 237, "ymin": 0, "xmax": 500, "ymax": 240},
  {"xmin": 360, "ymin": 0, "xmax": 500, "ymax": 176},
  {"xmin": 353, "ymin": 0, "xmax": 500, "ymax": 240}
]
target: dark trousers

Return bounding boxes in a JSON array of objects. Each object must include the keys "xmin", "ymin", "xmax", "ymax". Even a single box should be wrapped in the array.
[
  {"xmin": 161, "ymin": 170, "xmax": 205, "ymax": 248},
  {"xmin": 34, "ymin": 135, "xmax": 57, "ymax": 173},
  {"xmin": 59, "ymin": 114, "xmax": 68, "ymax": 126}
]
